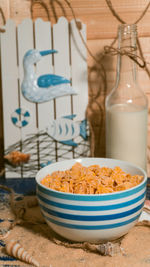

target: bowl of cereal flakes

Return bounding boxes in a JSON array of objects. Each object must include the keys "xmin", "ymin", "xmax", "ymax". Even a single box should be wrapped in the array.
[{"xmin": 35, "ymin": 158, "xmax": 147, "ymax": 242}]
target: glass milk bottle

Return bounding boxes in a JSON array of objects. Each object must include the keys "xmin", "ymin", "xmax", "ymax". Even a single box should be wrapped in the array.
[{"xmin": 105, "ymin": 24, "xmax": 148, "ymax": 171}]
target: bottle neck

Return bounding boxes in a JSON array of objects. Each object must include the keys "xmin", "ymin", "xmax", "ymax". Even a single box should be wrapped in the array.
[{"xmin": 116, "ymin": 25, "xmax": 137, "ymax": 86}]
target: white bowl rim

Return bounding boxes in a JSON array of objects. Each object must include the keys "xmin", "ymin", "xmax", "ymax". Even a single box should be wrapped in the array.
[{"xmin": 35, "ymin": 157, "xmax": 147, "ymax": 197}]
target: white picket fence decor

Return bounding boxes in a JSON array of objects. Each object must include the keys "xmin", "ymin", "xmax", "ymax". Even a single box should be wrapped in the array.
[{"xmin": 0, "ymin": 17, "xmax": 90, "ymax": 178}]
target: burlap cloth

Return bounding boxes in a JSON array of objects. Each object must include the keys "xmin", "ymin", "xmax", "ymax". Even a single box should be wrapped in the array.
[{"xmin": 0, "ymin": 193, "xmax": 150, "ymax": 267}]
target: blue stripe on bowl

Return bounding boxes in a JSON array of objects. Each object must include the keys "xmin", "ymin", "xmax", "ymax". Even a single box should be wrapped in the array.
[
  {"xmin": 38, "ymin": 191, "xmax": 146, "ymax": 211},
  {"xmin": 37, "ymin": 180, "xmax": 146, "ymax": 201},
  {"xmin": 39, "ymin": 202, "xmax": 143, "ymax": 221},
  {"xmin": 44, "ymin": 213, "xmax": 139, "ymax": 230}
]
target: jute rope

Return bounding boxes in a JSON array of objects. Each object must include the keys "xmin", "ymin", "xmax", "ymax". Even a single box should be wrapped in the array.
[
  {"xmin": 104, "ymin": 46, "xmax": 146, "ymax": 68},
  {"xmin": 105, "ymin": 0, "xmax": 150, "ymax": 77},
  {"xmin": 0, "ymin": 7, "xmax": 6, "ymax": 32},
  {"xmin": 0, "ymin": 0, "xmax": 149, "ymax": 96},
  {"xmin": 105, "ymin": 0, "xmax": 150, "ymax": 25},
  {"xmin": 31, "ymin": 0, "xmax": 51, "ymax": 21},
  {"xmin": 29, "ymin": 0, "xmax": 150, "ymax": 74},
  {"xmin": 30, "ymin": 0, "xmax": 102, "ymax": 67}
]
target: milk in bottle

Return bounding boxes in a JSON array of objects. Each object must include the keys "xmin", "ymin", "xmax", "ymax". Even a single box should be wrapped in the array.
[{"xmin": 105, "ymin": 24, "xmax": 148, "ymax": 171}]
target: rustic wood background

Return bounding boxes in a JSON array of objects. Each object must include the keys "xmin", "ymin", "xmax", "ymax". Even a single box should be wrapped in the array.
[{"xmin": 0, "ymin": 0, "xmax": 150, "ymax": 174}]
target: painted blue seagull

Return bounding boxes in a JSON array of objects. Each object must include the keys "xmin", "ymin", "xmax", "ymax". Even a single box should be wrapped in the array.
[{"xmin": 21, "ymin": 49, "xmax": 77, "ymax": 103}]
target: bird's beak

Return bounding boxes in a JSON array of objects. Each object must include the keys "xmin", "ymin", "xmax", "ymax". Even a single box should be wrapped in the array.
[{"xmin": 40, "ymin": 50, "xmax": 58, "ymax": 56}]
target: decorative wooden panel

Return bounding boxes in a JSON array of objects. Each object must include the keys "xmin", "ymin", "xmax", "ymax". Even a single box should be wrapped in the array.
[{"xmin": 0, "ymin": 17, "xmax": 89, "ymax": 178}]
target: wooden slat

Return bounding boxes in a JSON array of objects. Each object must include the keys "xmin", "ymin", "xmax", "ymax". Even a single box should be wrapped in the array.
[
  {"xmin": 0, "ymin": 19, "xmax": 21, "ymax": 177},
  {"xmin": 17, "ymin": 18, "xmax": 38, "ymax": 177},
  {"xmin": 34, "ymin": 18, "xmax": 55, "ymax": 166},
  {"xmin": 70, "ymin": 19, "xmax": 88, "ymax": 121},
  {"xmin": 0, "ymin": 1, "xmax": 10, "ymax": 174},
  {"xmin": 53, "ymin": 17, "xmax": 73, "ymax": 160},
  {"xmin": 70, "ymin": 19, "xmax": 89, "ymax": 157},
  {"xmin": 53, "ymin": 17, "xmax": 71, "ymax": 118}
]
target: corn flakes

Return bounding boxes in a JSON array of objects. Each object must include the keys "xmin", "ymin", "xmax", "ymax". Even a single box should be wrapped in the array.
[{"xmin": 40, "ymin": 162, "xmax": 143, "ymax": 194}]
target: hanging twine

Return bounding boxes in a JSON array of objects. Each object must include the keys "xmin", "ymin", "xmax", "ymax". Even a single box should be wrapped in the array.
[
  {"xmin": 30, "ymin": 0, "xmax": 105, "ymax": 69},
  {"xmin": 89, "ymin": 0, "xmax": 150, "ymax": 156},
  {"xmin": 0, "ymin": 7, "xmax": 6, "ymax": 32},
  {"xmin": 0, "ymin": 1, "xmax": 150, "ymax": 90},
  {"xmin": 28, "ymin": 0, "xmax": 150, "ymax": 92},
  {"xmin": 104, "ymin": 45, "xmax": 146, "ymax": 68},
  {"xmin": 106, "ymin": 0, "xmax": 150, "ymax": 25},
  {"xmin": 105, "ymin": 0, "xmax": 150, "ymax": 77},
  {"xmin": 30, "ymin": 0, "xmax": 51, "ymax": 21}
]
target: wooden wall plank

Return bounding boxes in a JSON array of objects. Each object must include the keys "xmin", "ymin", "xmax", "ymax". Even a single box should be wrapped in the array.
[
  {"xmin": 0, "ymin": 0, "xmax": 10, "ymax": 22},
  {"xmin": 70, "ymin": 19, "xmax": 89, "ymax": 157},
  {"xmin": 6, "ymin": 0, "xmax": 150, "ymax": 40}
]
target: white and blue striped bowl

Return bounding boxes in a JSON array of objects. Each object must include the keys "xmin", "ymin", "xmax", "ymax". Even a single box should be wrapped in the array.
[{"xmin": 35, "ymin": 158, "xmax": 147, "ymax": 242}]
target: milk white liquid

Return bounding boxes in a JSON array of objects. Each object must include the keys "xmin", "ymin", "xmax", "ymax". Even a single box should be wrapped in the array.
[{"xmin": 106, "ymin": 104, "xmax": 148, "ymax": 171}]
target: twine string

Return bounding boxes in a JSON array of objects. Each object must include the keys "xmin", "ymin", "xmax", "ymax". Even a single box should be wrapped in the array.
[
  {"xmin": 105, "ymin": 0, "xmax": 150, "ymax": 25},
  {"xmin": 105, "ymin": 0, "xmax": 125, "ymax": 24},
  {"xmin": 0, "ymin": 1, "xmax": 149, "ymax": 71},
  {"xmin": 49, "ymin": 0, "xmax": 67, "ymax": 22},
  {"xmin": 104, "ymin": 45, "xmax": 146, "ymax": 68},
  {"xmin": 30, "ymin": 0, "xmax": 51, "ymax": 21},
  {"xmin": 27, "ymin": 0, "xmax": 150, "ymax": 82},
  {"xmin": 0, "ymin": 7, "xmax": 6, "ymax": 32},
  {"xmin": 29, "ymin": 0, "xmax": 150, "ymax": 79},
  {"xmin": 30, "ymin": 0, "xmax": 104, "ymax": 68},
  {"xmin": 134, "ymin": 1, "xmax": 150, "ymax": 24},
  {"xmin": 105, "ymin": 0, "xmax": 150, "ymax": 76}
]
